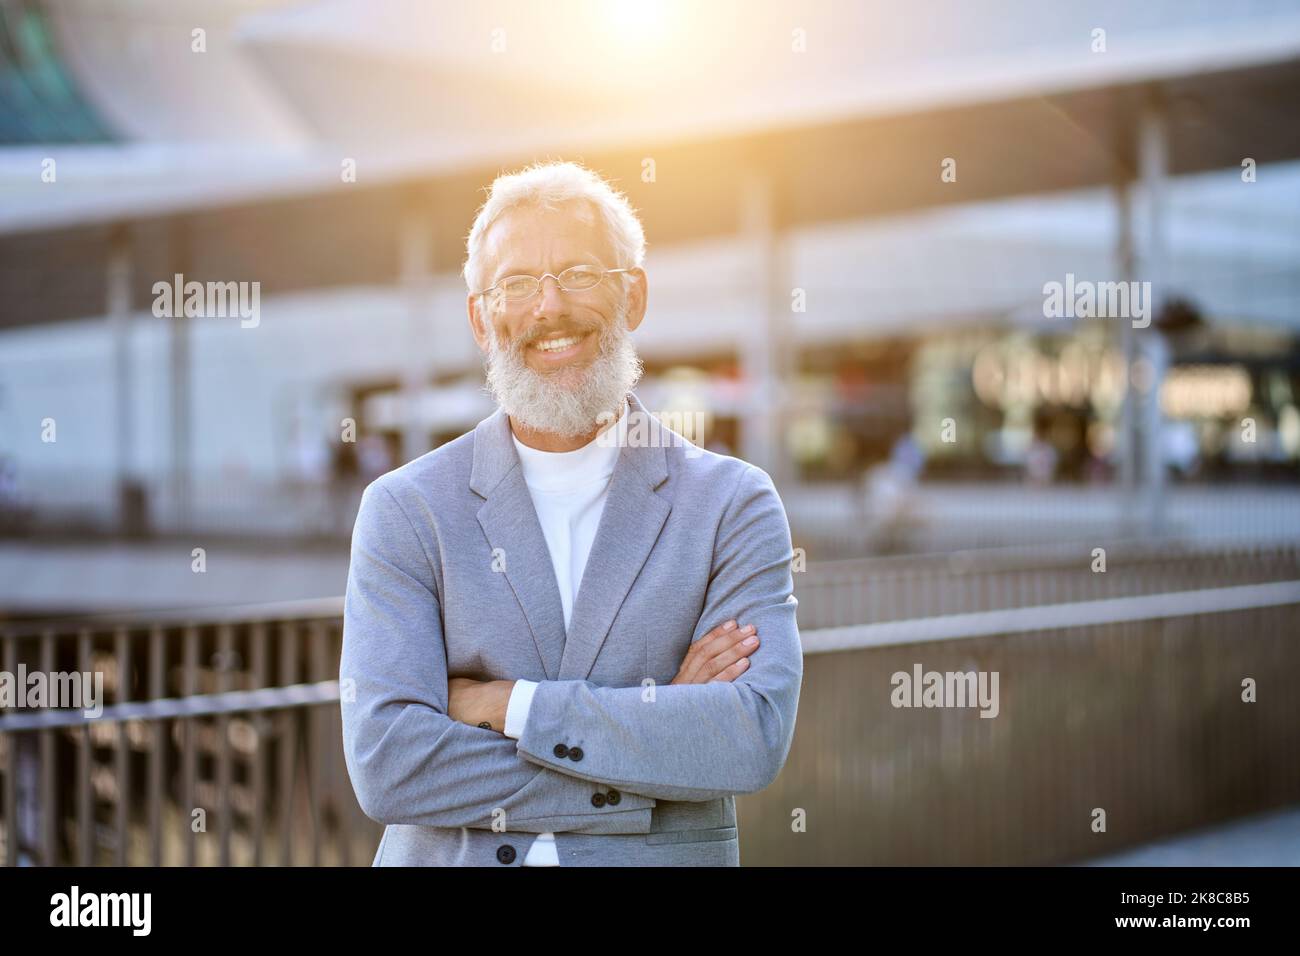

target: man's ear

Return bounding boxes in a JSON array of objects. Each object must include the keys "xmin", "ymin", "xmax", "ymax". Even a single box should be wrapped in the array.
[
  {"xmin": 623, "ymin": 268, "xmax": 648, "ymax": 333},
  {"xmin": 467, "ymin": 294, "xmax": 490, "ymax": 351}
]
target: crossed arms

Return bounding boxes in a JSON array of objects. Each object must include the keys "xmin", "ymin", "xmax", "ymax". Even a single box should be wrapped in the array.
[{"xmin": 339, "ymin": 464, "xmax": 803, "ymax": 833}]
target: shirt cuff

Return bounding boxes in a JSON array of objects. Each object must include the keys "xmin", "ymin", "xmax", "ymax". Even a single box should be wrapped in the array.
[{"xmin": 504, "ymin": 679, "xmax": 539, "ymax": 739}]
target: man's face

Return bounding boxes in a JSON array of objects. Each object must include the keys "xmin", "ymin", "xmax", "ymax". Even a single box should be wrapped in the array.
[{"xmin": 468, "ymin": 202, "xmax": 647, "ymax": 438}]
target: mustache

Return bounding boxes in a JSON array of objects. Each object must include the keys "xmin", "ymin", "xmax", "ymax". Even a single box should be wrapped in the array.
[{"xmin": 493, "ymin": 319, "xmax": 603, "ymax": 354}]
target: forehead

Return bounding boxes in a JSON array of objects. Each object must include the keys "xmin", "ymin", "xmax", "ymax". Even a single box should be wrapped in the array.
[{"xmin": 483, "ymin": 201, "xmax": 616, "ymax": 276}]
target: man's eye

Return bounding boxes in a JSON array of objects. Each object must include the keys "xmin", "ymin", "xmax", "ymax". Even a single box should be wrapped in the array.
[
  {"xmin": 498, "ymin": 276, "xmax": 537, "ymax": 297},
  {"xmin": 562, "ymin": 266, "xmax": 602, "ymax": 289}
]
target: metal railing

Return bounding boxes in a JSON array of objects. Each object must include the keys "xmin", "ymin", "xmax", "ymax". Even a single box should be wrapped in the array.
[
  {"xmin": 2, "ymin": 543, "xmax": 1298, "ymax": 865},
  {"xmin": 0, "ymin": 604, "xmax": 375, "ymax": 866},
  {"xmin": 743, "ymin": 580, "xmax": 1300, "ymax": 865}
]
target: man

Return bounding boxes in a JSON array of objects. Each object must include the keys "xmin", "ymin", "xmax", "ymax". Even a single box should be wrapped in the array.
[{"xmin": 340, "ymin": 160, "xmax": 803, "ymax": 866}]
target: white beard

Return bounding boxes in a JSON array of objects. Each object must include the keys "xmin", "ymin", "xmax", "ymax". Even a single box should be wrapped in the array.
[{"xmin": 482, "ymin": 301, "xmax": 645, "ymax": 440}]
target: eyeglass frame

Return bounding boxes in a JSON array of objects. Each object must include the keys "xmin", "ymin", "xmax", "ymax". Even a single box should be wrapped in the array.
[{"xmin": 472, "ymin": 265, "xmax": 633, "ymax": 304}]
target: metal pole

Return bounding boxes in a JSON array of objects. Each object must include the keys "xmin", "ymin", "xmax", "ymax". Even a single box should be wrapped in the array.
[
  {"xmin": 170, "ymin": 217, "xmax": 192, "ymax": 530},
  {"xmin": 738, "ymin": 168, "xmax": 788, "ymax": 485},
  {"xmin": 107, "ymin": 228, "xmax": 136, "ymax": 533},
  {"xmin": 399, "ymin": 202, "xmax": 434, "ymax": 464},
  {"xmin": 1115, "ymin": 180, "xmax": 1138, "ymax": 517},
  {"xmin": 1136, "ymin": 91, "xmax": 1170, "ymax": 536}
]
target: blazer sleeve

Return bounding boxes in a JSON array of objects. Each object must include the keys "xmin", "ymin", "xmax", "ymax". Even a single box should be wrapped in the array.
[
  {"xmin": 340, "ymin": 479, "xmax": 656, "ymax": 833},
  {"xmin": 512, "ymin": 464, "xmax": 804, "ymax": 802}
]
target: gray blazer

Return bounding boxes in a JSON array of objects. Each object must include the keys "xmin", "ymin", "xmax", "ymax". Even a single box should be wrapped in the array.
[{"xmin": 340, "ymin": 390, "xmax": 803, "ymax": 865}]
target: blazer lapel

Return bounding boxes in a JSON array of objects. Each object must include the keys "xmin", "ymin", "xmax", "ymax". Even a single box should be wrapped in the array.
[
  {"xmin": 469, "ymin": 391, "xmax": 673, "ymax": 683},
  {"xmin": 471, "ymin": 406, "xmax": 567, "ymax": 680},
  {"xmin": 559, "ymin": 391, "xmax": 672, "ymax": 681}
]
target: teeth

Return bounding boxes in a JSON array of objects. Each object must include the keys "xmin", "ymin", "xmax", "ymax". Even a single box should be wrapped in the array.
[{"xmin": 534, "ymin": 334, "xmax": 583, "ymax": 352}]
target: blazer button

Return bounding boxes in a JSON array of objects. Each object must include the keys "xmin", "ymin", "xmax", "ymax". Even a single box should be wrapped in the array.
[
  {"xmin": 496, "ymin": 844, "xmax": 516, "ymax": 865},
  {"xmin": 606, "ymin": 789, "xmax": 620, "ymax": 805},
  {"xmin": 553, "ymin": 743, "xmax": 569, "ymax": 758},
  {"xmin": 590, "ymin": 792, "xmax": 607, "ymax": 808},
  {"xmin": 568, "ymin": 746, "xmax": 584, "ymax": 762}
]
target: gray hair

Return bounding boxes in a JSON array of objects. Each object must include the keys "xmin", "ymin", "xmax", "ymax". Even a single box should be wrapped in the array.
[{"xmin": 462, "ymin": 160, "xmax": 646, "ymax": 295}]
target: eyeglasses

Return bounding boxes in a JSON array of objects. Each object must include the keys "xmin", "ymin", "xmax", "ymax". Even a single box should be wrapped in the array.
[{"xmin": 473, "ymin": 264, "xmax": 631, "ymax": 303}]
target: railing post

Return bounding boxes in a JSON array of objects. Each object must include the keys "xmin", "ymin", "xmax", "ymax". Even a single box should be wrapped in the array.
[
  {"xmin": 39, "ymin": 632, "xmax": 56, "ymax": 865},
  {"xmin": 182, "ymin": 625, "xmax": 198, "ymax": 866},
  {"xmin": 278, "ymin": 622, "xmax": 298, "ymax": 866},
  {"xmin": 148, "ymin": 625, "xmax": 164, "ymax": 866},
  {"xmin": 77, "ymin": 629, "xmax": 93, "ymax": 865},
  {"xmin": 216, "ymin": 623, "xmax": 234, "ymax": 867},
  {"xmin": 113, "ymin": 625, "xmax": 130, "ymax": 865},
  {"xmin": 250, "ymin": 621, "xmax": 267, "ymax": 866}
]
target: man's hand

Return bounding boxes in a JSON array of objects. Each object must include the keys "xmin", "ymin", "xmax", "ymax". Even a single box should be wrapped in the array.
[
  {"xmin": 671, "ymin": 620, "xmax": 760, "ymax": 685},
  {"xmin": 447, "ymin": 620, "xmax": 757, "ymax": 728},
  {"xmin": 448, "ymin": 677, "xmax": 515, "ymax": 732}
]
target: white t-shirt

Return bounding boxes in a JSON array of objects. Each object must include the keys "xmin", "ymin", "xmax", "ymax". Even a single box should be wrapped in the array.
[{"xmin": 503, "ymin": 399, "xmax": 627, "ymax": 866}]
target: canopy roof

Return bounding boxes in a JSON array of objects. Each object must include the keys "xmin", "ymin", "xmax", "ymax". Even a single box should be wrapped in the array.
[{"xmin": 1, "ymin": 0, "xmax": 1297, "ymax": 330}]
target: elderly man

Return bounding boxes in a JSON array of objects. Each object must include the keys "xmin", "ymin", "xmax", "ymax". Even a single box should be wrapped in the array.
[{"xmin": 340, "ymin": 160, "xmax": 802, "ymax": 866}]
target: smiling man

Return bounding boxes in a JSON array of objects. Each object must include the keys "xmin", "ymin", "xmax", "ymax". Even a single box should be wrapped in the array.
[{"xmin": 340, "ymin": 160, "xmax": 803, "ymax": 866}]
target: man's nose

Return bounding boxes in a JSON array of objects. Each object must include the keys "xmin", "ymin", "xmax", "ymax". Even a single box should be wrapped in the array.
[{"xmin": 532, "ymin": 274, "xmax": 567, "ymax": 315}]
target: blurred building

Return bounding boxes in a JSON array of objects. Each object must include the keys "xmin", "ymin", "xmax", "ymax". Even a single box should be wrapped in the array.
[{"xmin": 1, "ymin": 0, "xmax": 1298, "ymax": 543}]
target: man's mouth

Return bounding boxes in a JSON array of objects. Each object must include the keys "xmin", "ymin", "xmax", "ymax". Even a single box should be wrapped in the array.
[{"xmin": 529, "ymin": 330, "xmax": 593, "ymax": 359}]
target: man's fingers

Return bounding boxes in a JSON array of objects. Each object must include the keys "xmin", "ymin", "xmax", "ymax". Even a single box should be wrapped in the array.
[
  {"xmin": 674, "ymin": 620, "xmax": 737, "ymax": 683},
  {"xmin": 708, "ymin": 657, "xmax": 751, "ymax": 683},
  {"xmin": 697, "ymin": 619, "xmax": 739, "ymax": 653},
  {"xmin": 697, "ymin": 631, "xmax": 760, "ymax": 680},
  {"xmin": 699, "ymin": 623, "xmax": 755, "ymax": 665},
  {"xmin": 674, "ymin": 620, "xmax": 759, "ymax": 684}
]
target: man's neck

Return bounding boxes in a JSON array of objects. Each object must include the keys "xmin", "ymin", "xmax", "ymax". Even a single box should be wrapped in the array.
[{"xmin": 509, "ymin": 399, "xmax": 627, "ymax": 452}]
